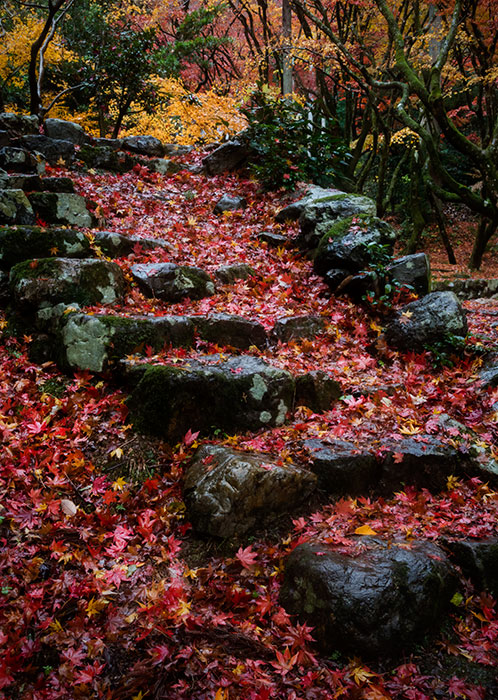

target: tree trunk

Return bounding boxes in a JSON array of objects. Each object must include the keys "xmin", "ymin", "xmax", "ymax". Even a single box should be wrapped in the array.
[{"xmin": 469, "ymin": 218, "xmax": 497, "ymax": 270}]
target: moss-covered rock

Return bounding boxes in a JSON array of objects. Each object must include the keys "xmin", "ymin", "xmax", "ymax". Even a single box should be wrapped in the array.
[
  {"xmin": 28, "ymin": 192, "xmax": 94, "ymax": 228},
  {"xmin": 0, "ymin": 226, "xmax": 89, "ymax": 269},
  {"xmin": 57, "ymin": 313, "xmax": 195, "ymax": 372},
  {"xmin": 313, "ymin": 215, "xmax": 396, "ymax": 276},
  {"xmin": 127, "ymin": 354, "xmax": 295, "ymax": 442},
  {"xmin": 298, "ymin": 193, "xmax": 376, "ymax": 250},
  {"xmin": 10, "ymin": 257, "xmax": 126, "ymax": 310},
  {"xmin": 0, "ymin": 189, "xmax": 35, "ymax": 225},
  {"xmin": 78, "ymin": 145, "xmax": 135, "ymax": 173}
]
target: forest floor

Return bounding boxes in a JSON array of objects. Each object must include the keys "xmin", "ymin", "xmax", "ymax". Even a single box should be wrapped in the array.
[{"xmin": 1, "ymin": 152, "xmax": 498, "ymax": 699}]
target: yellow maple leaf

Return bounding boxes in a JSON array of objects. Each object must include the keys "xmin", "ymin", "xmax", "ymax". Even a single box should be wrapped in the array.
[
  {"xmin": 354, "ymin": 524, "xmax": 378, "ymax": 536},
  {"xmin": 112, "ymin": 476, "xmax": 127, "ymax": 491}
]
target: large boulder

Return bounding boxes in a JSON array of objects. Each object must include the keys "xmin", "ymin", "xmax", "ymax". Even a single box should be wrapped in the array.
[
  {"xmin": 122, "ymin": 135, "xmax": 164, "ymax": 157},
  {"xmin": 10, "ymin": 257, "xmax": 126, "ymax": 310},
  {"xmin": 313, "ymin": 215, "xmax": 396, "ymax": 277},
  {"xmin": 202, "ymin": 138, "xmax": 254, "ymax": 175},
  {"xmin": 0, "ymin": 147, "xmax": 44, "ymax": 174},
  {"xmin": 126, "ymin": 354, "xmax": 295, "ymax": 441},
  {"xmin": 15, "ymin": 135, "xmax": 75, "ymax": 165},
  {"xmin": 303, "ymin": 439, "xmax": 379, "ymax": 495},
  {"xmin": 44, "ymin": 118, "xmax": 89, "ymax": 146},
  {"xmin": 28, "ymin": 192, "xmax": 94, "ymax": 228},
  {"xmin": 131, "ymin": 262, "xmax": 215, "ymax": 301},
  {"xmin": 54, "ymin": 312, "xmax": 194, "ymax": 372},
  {"xmin": 191, "ymin": 313, "xmax": 267, "ymax": 349},
  {"xmin": 145, "ymin": 158, "xmax": 183, "ymax": 176},
  {"xmin": 298, "ymin": 193, "xmax": 377, "ymax": 251},
  {"xmin": 0, "ymin": 190, "xmax": 35, "ymax": 225},
  {"xmin": 384, "ymin": 291, "xmax": 467, "ymax": 353},
  {"xmin": 183, "ymin": 444, "xmax": 317, "ymax": 537},
  {"xmin": 387, "ymin": 253, "xmax": 431, "ymax": 296},
  {"xmin": 280, "ymin": 539, "xmax": 457, "ymax": 657}
]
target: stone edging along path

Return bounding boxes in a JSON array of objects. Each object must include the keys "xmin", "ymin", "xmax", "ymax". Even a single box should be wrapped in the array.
[{"xmin": 2, "ymin": 114, "xmax": 498, "ymax": 660}]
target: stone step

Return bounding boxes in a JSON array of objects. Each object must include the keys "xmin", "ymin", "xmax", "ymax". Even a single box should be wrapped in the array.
[{"xmin": 125, "ymin": 354, "xmax": 295, "ymax": 442}]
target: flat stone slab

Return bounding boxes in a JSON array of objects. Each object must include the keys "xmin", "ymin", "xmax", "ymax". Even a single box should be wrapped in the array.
[
  {"xmin": 280, "ymin": 539, "xmax": 457, "ymax": 657},
  {"xmin": 184, "ymin": 444, "xmax": 317, "ymax": 537},
  {"xmin": 10, "ymin": 257, "xmax": 126, "ymax": 310},
  {"xmin": 126, "ymin": 354, "xmax": 295, "ymax": 442}
]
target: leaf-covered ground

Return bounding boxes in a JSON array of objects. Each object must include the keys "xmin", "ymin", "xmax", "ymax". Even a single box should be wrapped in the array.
[{"xmin": 1, "ymin": 156, "xmax": 498, "ymax": 699}]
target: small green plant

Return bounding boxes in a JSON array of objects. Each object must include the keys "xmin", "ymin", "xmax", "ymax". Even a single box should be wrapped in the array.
[
  {"xmin": 424, "ymin": 333, "xmax": 468, "ymax": 368},
  {"xmin": 241, "ymin": 90, "xmax": 352, "ymax": 190}
]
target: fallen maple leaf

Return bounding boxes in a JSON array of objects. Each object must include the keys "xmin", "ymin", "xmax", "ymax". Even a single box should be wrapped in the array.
[
  {"xmin": 355, "ymin": 524, "xmax": 378, "ymax": 536},
  {"xmin": 235, "ymin": 545, "xmax": 258, "ymax": 569}
]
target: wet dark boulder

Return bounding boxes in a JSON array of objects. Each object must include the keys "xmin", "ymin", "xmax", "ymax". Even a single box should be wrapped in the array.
[
  {"xmin": 280, "ymin": 539, "xmax": 457, "ymax": 657},
  {"xmin": 303, "ymin": 439, "xmax": 379, "ymax": 495},
  {"xmin": 295, "ymin": 372, "xmax": 342, "ymax": 414},
  {"xmin": 384, "ymin": 291, "xmax": 467, "ymax": 353},
  {"xmin": 183, "ymin": 444, "xmax": 316, "ymax": 537}
]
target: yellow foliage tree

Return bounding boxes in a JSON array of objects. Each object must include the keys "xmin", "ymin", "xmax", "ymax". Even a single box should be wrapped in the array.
[{"xmin": 121, "ymin": 77, "xmax": 247, "ymax": 145}]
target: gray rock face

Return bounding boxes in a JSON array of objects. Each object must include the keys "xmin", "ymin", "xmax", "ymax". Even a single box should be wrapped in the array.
[
  {"xmin": 446, "ymin": 538, "xmax": 498, "ymax": 598},
  {"xmin": 15, "ymin": 135, "xmax": 75, "ymax": 164},
  {"xmin": 10, "ymin": 257, "xmax": 126, "ymax": 310},
  {"xmin": 127, "ymin": 354, "xmax": 295, "ymax": 441},
  {"xmin": 28, "ymin": 192, "xmax": 94, "ymax": 228},
  {"xmin": 387, "ymin": 253, "xmax": 431, "ymax": 296},
  {"xmin": 385, "ymin": 291, "xmax": 467, "ymax": 352},
  {"xmin": 299, "ymin": 194, "xmax": 377, "ymax": 251},
  {"xmin": 214, "ymin": 263, "xmax": 255, "ymax": 285},
  {"xmin": 214, "ymin": 194, "xmax": 247, "ymax": 214},
  {"xmin": 131, "ymin": 262, "xmax": 215, "ymax": 301},
  {"xmin": 0, "ymin": 112, "xmax": 39, "ymax": 134},
  {"xmin": 0, "ymin": 147, "xmax": 44, "ymax": 174},
  {"xmin": 56, "ymin": 313, "xmax": 194, "ymax": 372},
  {"xmin": 272, "ymin": 315, "xmax": 325, "ymax": 343},
  {"xmin": 184, "ymin": 444, "xmax": 317, "ymax": 537},
  {"xmin": 0, "ymin": 189, "xmax": 35, "ymax": 225},
  {"xmin": 122, "ymin": 135, "xmax": 164, "ymax": 157},
  {"xmin": 280, "ymin": 539, "xmax": 457, "ymax": 657},
  {"xmin": 191, "ymin": 313, "xmax": 267, "ymax": 349},
  {"xmin": 295, "ymin": 372, "xmax": 342, "ymax": 413},
  {"xmin": 303, "ymin": 439, "xmax": 379, "ymax": 495},
  {"xmin": 275, "ymin": 186, "xmax": 345, "ymax": 223},
  {"xmin": 0, "ymin": 168, "xmax": 8, "ymax": 189},
  {"xmin": 313, "ymin": 216, "xmax": 396, "ymax": 276},
  {"xmin": 91, "ymin": 137, "xmax": 124, "ymax": 150},
  {"xmin": 202, "ymin": 139, "xmax": 253, "ymax": 175},
  {"xmin": 44, "ymin": 118, "xmax": 89, "ymax": 146},
  {"xmin": 6, "ymin": 175, "xmax": 74, "ymax": 193}
]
